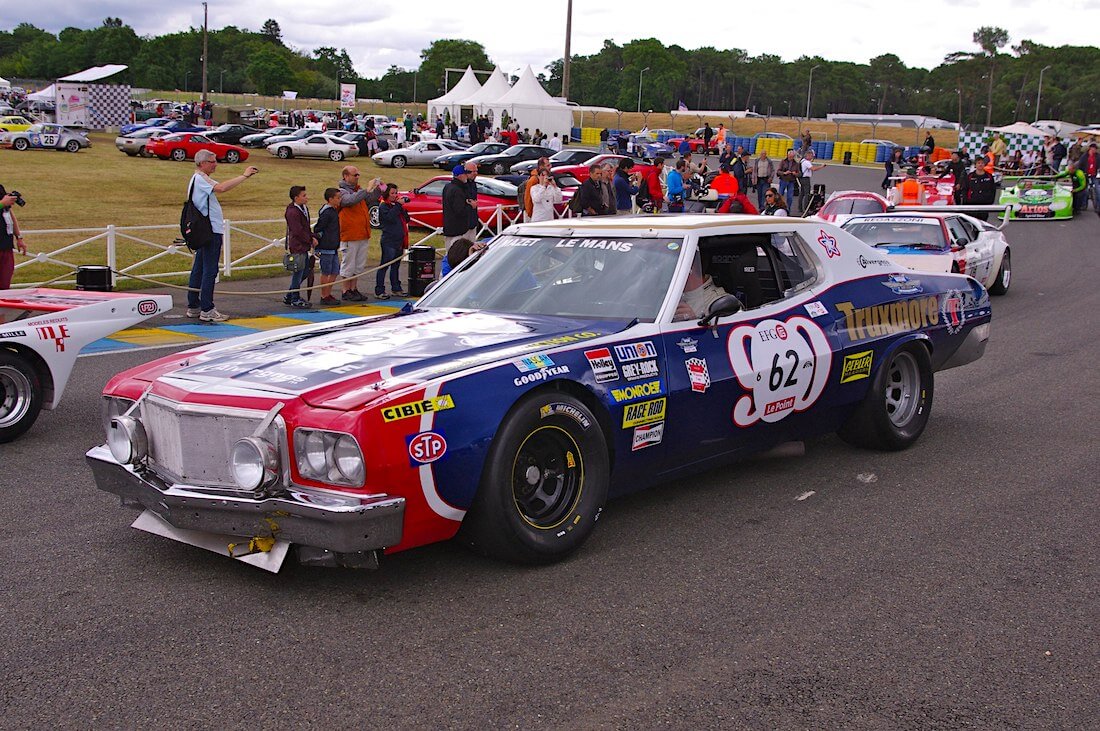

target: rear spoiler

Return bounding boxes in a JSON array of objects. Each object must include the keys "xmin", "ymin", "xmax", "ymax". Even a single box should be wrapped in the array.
[{"xmin": 887, "ymin": 204, "xmax": 1012, "ymax": 231}]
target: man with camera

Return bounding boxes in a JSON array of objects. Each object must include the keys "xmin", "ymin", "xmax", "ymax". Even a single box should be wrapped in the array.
[{"xmin": 0, "ymin": 185, "xmax": 27, "ymax": 291}]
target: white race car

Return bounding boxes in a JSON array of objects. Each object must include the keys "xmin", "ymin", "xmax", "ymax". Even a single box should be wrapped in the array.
[
  {"xmin": 841, "ymin": 212, "xmax": 1011, "ymax": 295},
  {"xmin": 0, "ymin": 289, "xmax": 172, "ymax": 441}
]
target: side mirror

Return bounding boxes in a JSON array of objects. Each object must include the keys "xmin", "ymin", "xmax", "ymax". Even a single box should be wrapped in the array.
[{"xmin": 697, "ymin": 294, "xmax": 743, "ymax": 327}]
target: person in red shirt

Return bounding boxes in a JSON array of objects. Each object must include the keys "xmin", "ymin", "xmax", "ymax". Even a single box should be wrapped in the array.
[
  {"xmin": 1078, "ymin": 143, "xmax": 1099, "ymax": 215},
  {"xmin": 642, "ymin": 157, "xmax": 665, "ymax": 212},
  {"xmin": 709, "ymin": 164, "xmax": 739, "ymax": 197}
]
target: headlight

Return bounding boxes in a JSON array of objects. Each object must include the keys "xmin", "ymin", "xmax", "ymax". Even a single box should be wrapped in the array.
[
  {"xmin": 229, "ymin": 437, "xmax": 279, "ymax": 492},
  {"xmin": 108, "ymin": 415, "xmax": 148, "ymax": 465},
  {"xmin": 294, "ymin": 429, "xmax": 365, "ymax": 487},
  {"xmin": 1050, "ymin": 200, "xmax": 1067, "ymax": 211},
  {"xmin": 101, "ymin": 396, "xmax": 134, "ymax": 435}
]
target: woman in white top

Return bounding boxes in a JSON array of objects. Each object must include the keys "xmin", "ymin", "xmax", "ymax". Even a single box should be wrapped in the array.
[{"xmin": 529, "ymin": 169, "xmax": 563, "ymax": 222}]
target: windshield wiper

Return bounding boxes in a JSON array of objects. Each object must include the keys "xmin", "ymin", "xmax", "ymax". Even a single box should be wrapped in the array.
[{"xmin": 874, "ymin": 242, "xmax": 944, "ymax": 250}]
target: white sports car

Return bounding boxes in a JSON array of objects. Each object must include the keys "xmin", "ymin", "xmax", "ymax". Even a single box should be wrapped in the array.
[
  {"xmin": 371, "ymin": 139, "xmax": 465, "ymax": 168},
  {"xmin": 841, "ymin": 212, "xmax": 1011, "ymax": 295},
  {"xmin": 267, "ymin": 134, "xmax": 360, "ymax": 161},
  {"xmin": 1, "ymin": 123, "xmax": 91, "ymax": 153},
  {"xmin": 0, "ymin": 289, "xmax": 173, "ymax": 442}
]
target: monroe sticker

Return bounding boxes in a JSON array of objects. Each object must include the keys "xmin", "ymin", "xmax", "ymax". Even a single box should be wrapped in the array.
[{"xmin": 610, "ymin": 379, "xmax": 664, "ymax": 404}]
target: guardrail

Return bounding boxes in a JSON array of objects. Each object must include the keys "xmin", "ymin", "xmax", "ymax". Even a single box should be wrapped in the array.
[{"xmin": 12, "ymin": 203, "xmax": 541, "ymax": 289}]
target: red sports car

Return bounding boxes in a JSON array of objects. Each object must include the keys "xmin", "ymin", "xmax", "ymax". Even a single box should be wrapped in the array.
[
  {"xmin": 552, "ymin": 154, "xmax": 656, "ymax": 183},
  {"xmin": 666, "ymin": 136, "xmax": 718, "ymax": 153},
  {"xmin": 145, "ymin": 132, "xmax": 250, "ymax": 163},
  {"xmin": 369, "ymin": 175, "xmax": 519, "ymax": 230}
]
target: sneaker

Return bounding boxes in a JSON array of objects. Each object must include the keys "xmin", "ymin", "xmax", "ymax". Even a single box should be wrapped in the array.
[
  {"xmin": 391, "ymin": 289, "xmax": 407, "ymax": 297},
  {"xmin": 341, "ymin": 290, "xmax": 363, "ymax": 302},
  {"xmin": 320, "ymin": 295, "xmax": 340, "ymax": 306},
  {"xmin": 186, "ymin": 308, "xmax": 201, "ymax": 318},
  {"xmin": 283, "ymin": 296, "xmax": 294, "ymax": 306},
  {"xmin": 200, "ymin": 309, "xmax": 230, "ymax": 323},
  {"xmin": 375, "ymin": 292, "xmax": 390, "ymax": 300},
  {"xmin": 351, "ymin": 289, "xmax": 367, "ymax": 301},
  {"xmin": 290, "ymin": 299, "xmax": 312, "ymax": 309}
]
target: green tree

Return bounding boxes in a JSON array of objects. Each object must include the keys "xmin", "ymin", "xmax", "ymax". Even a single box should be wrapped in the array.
[
  {"xmin": 260, "ymin": 19, "xmax": 282, "ymax": 45},
  {"xmin": 247, "ymin": 45, "xmax": 293, "ymax": 95},
  {"xmin": 868, "ymin": 54, "xmax": 906, "ymax": 114},
  {"xmin": 947, "ymin": 26, "xmax": 1009, "ymax": 126},
  {"xmin": 418, "ymin": 39, "xmax": 491, "ymax": 98},
  {"xmin": 314, "ymin": 47, "xmax": 357, "ymax": 81}
]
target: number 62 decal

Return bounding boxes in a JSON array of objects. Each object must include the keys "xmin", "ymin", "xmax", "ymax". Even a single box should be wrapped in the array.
[{"xmin": 727, "ymin": 316, "xmax": 831, "ymax": 427}]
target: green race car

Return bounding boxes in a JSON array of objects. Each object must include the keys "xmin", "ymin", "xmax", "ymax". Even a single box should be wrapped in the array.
[{"xmin": 998, "ymin": 177, "xmax": 1074, "ymax": 220}]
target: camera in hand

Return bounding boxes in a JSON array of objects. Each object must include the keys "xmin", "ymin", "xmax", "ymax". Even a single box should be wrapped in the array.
[{"xmin": 9, "ymin": 190, "xmax": 26, "ymax": 207}]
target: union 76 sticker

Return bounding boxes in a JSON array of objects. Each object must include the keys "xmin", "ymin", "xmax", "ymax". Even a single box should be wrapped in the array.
[{"xmin": 727, "ymin": 316, "xmax": 831, "ymax": 427}]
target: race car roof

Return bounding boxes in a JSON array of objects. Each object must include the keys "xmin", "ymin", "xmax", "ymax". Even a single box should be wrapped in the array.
[{"xmin": 512, "ymin": 213, "xmax": 808, "ymax": 234}]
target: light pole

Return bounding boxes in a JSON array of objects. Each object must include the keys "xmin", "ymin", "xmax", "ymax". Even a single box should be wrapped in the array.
[
  {"xmin": 637, "ymin": 67, "xmax": 650, "ymax": 113},
  {"xmin": 184, "ymin": 71, "xmax": 190, "ymax": 93},
  {"xmin": 1035, "ymin": 65, "xmax": 1052, "ymax": 123},
  {"xmin": 806, "ymin": 64, "xmax": 820, "ymax": 120},
  {"xmin": 784, "ymin": 99, "xmax": 790, "ymax": 118},
  {"xmin": 219, "ymin": 69, "xmax": 225, "ymax": 94}
]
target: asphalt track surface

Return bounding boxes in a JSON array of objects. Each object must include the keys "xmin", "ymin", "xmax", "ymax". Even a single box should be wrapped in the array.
[{"xmin": 2, "ymin": 165, "xmax": 1097, "ymax": 729}]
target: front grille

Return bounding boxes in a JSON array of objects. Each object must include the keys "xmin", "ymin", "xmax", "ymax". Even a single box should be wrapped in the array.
[{"xmin": 141, "ymin": 396, "xmax": 283, "ymax": 490}]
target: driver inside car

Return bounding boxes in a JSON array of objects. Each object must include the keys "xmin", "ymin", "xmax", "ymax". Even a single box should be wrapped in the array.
[{"xmin": 675, "ymin": 252, "xmax": 733, "ymax": 321}]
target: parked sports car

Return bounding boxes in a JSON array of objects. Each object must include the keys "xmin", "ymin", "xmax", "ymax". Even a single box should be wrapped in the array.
[
  {"xmin": 0, "ymin": 115, "xmax": 36, "ymax": 133},
  {"xmin": 204, "ymin": 124, "xmax": 264, "ymax": 145},
  {"xmin": 119, "ymin": 118, "xmax": 206, "ymax": 136},
  {"xmin": 552, "ymin": 154, "xmax": 656, "ymax": 183},
  {"xmin": 262, "ymin": 128, "xmax": 326, "ymax": 148},
  {"xmin": 511, "ymin": 148, "xmax": 598, "ymax": 173},
  {"xmin": 998, "ymin": 177, "xmax": 1074, "ymax": 220},
  {"xmin": 86, "ymin": 215, "xmax": 990, "ymax": 572},
  {"xmin": 1, "ymin": 123, "xmax": 90, "ymax": 152},
  {"xmin": 841, "ymin": 212, "xmax": 1011, "ymax": 295},
  {"xmin": 266, "ymin": 133, "xmax": 359, "ymax": 161},
  {"xmin": 471, "ymin": 144, "xmax": 555, "ymax": 175},
  {"xmin": 433, "ymin": 142, "xmax": 508, "ymax": 170},
  {"xmin": 239, "ymin": 126, "xmax": 296, "ymax": 148},
  {"xmin": 146, "ymin": 133, "xmax": 250, "ymax": 163},
  {"xmin": 814, "ymin": 191, "xmax": 890, "ymax": 225},
  {"xmin": 369, "ymin": 175, "xmax": 519, "ymax": 229},
  {"xmin": 371, "ymin": 139, "xmax": 465, "ymax": 168},
  {"xmin": 114, "ymin": 127, "xmax": 172, "ymax": 157},
  {"xmin": 494, "ymin": 171, "xmax": 582, "ymax": 191}
]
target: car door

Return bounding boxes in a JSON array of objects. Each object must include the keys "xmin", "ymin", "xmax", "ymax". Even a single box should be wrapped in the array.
[
  {"xmin": 303, "ymin": 136, "xmax": 330, "ymax": 157},
  {"xmin": 659, "ymin": 232, "xmax": 832, "ymax": 466},
  {"xmin": 419, "ymin": 142, "xmax": 444, "ymax": 164},
  {"xmin": 946, "ymin": 216, "xmax": 992, "ymax": 284},
  {"xmin": 957, "ymin": 217, "xmax": 995, "ymax": 285}
]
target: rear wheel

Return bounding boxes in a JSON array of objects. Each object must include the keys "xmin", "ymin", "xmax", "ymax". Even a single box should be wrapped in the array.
[
  {"xmin": 392, "ymin": 155, "xmax": 406, "ymax": 168},
  {"xmin": 0, "ymin": 351, "xmax": 43, "ymax": 443},
  {"xmin": 277, "ymin": 146, "xmax": 292, "ymax": 159},
  {"xmin": 65, "ymin": 139, "xmax": 80, "ymax": 153},
  {"xmin": 170, "ymin": 148, "xmax": 187, "ymax": 161},
  {"xmin": 989, "ymin": 249, "xmax": 1011, "ymax": 295},
  {"xmin": 839, "ymin": 343, "xmax": 933, "ymax": 451},
  {"xmin": 459, "ymin": 391, "xmax": 609, "ymax": 564},
  {"xmin": 12, "ymin": 138, "xmax": 28, "ymax": 151},
  {"xmin": 329, "ymin": 150, "xmax": 345, "ymax": 162},
  {"xmin": 492, "ymin": 162, "xmax": 506, "ymax": 175},
  {"xmin": 224, "ymin": 149, "xmax": 241, "ymax": 163}
]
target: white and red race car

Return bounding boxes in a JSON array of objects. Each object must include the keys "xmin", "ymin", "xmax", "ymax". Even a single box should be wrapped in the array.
[{"xmin": 0, "ymin": 289, "xmax": 172, "ymax": 441}]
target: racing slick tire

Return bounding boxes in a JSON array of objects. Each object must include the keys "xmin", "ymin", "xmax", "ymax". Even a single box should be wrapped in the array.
[
  {"xmin": 0, "ymin": 351, "xmax": 43, "ymax": 443},
  {"xmin": 224, "ymin": 149, "xmax": 241, "ymax": 163},
  {"xmin": 277, "ymin": 147, "xmax": 292, "ymax": 159},
  {"xmin": 838, "ymin": 343, "xmax": 933, "ymax": 452},
  {"xmin": 12, "ymin": 138, "xmax": 29, "ymax": 151},
  {"xmin": 391, "ymin": 155, "xmax": 406, "ymax": 168},
  {"xmin": 170, "ymin": 148, "xmax": 187, "ymax": 162},
  {"xmin": 65, "ymin": 139, "xmax": 80, "ymax": 153},
  {"xmin": 989, "ymin": 249, "xmax": 1011, "ymax": 295},
  {"xmin": 329, "ymin": 150, "xmax": 345, "ymax": 162},
  {"xmin": 459, "ymin": 391, "xmax": 609, "ymax": 564}
]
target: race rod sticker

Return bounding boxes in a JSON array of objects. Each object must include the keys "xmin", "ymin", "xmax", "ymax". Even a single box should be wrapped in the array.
[
  {"xmin": 727, "ymin": 317, "xmax": 831, "ymax": 427},
  {"xmin": 622, "ymin": 398, "xmax": 666, "ymax": 428}
]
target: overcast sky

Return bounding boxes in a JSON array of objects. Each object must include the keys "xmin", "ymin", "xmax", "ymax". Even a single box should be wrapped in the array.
[{"xmin": 11, "ymin": 0, "xmax": 1100, "ymax": 81}]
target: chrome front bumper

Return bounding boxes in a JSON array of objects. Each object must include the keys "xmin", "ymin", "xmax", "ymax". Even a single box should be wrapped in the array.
[{"xmin": 86, "ymin": 444, "xmax": 404, "ymax": 554}]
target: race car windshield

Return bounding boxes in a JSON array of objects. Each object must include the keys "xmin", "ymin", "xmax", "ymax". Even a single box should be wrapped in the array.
[
  {"xmin": 418, "ymin": 235, "xmax": 683, "ymax": 322},
  {"xmin": 842, "ymin": 222, "xmax": 947, "ymax": 250}
]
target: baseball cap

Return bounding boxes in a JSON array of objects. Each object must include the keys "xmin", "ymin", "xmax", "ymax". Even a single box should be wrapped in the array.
[{"xmin": 452, "ymin": 165, "xmax": 467, "ymax": 176}]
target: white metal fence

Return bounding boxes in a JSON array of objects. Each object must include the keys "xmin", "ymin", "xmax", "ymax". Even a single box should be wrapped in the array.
[{"xmin": 12, "ymin": 203, "xmax": 533, "ymax": 289}]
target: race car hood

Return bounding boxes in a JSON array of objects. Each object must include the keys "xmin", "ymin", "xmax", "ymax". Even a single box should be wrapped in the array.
[
  {"xmin": 155, "ymin": 308, "xmax": 622, "ymax": 410},
  {"xmin": 876, "ymin": 246, "xmax": 954, "ymax": 274}
]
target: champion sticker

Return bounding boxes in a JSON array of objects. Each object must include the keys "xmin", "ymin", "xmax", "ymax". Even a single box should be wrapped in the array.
[
  {"xmin": 631, "ymin": 422, "xmax": 665, "ymax": 451},
  {"xmin": 685, "ymin": 358, "xmax": 710, "ymax": 393}
]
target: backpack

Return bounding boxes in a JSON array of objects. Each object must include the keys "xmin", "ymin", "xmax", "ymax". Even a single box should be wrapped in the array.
[{"xmin": 180, "ymin": 177, "xmax": 213, "ymax": 252}]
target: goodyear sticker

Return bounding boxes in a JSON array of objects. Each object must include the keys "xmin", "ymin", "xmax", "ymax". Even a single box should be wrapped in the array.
[
  {"xmin": 622, "ymin": 397, "xmax": 666, "ymax": 428},
  {"xmin": 839, "ymin": 350, "xmax": 874, "ymax": 383},
  {"xmin": 381, "ymin": 394, "xmax": 456, "ymax": 422}
]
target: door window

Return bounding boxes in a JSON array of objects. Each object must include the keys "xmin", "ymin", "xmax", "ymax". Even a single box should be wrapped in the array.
[{"xmin": 945, "ymin": 217, "xmax": 971, "ymax": 245}]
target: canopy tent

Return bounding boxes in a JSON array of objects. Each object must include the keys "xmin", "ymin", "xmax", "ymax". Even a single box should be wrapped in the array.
[
  {"xmin": 827, "ymin": 113, "xmax": 958, "ymax": 130},
  {"xmin": 1034, "ymin": 120, "xmax": 1082, "ymax": 137},
  {"xmin": 988, "ymin": 121, "xmax": 1047, "ymax": 137},
  {"xmin": 427, "ymin": 66, "xmax": 482, "ymax": 122},
  {"xmin": 458, "ymin": 67, "xmax": 512, "ymax": 113},
  {"xmin": 670, "ymin": 110, "xmax": 758, "ymax": 120},
  {"xmin": 58, "ymin": 65, "xmax": 128, "ymax": 82},
  {"xmin": 27, "ymin": 84, "xmax": 54, "ymax": 101},
  {"xmin": 0, "ymin": 76, "xmax": 10, "ymax": 90},
  {"xmin": 489, "ymin": 66, "xmax": 572, "ymax": 138}
]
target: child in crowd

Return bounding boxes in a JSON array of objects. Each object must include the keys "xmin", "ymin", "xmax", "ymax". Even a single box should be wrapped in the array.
[{"xmin": 312, "ymin": 187, "xmax": 342, "ymax": 305}]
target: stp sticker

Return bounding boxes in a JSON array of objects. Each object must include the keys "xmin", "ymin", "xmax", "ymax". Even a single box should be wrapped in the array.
[
  {"xmin": 407, "ymin": 431, "xmax": 447, "ymax": 465},
  {"xmin": 817, "ymin": 230, "xmax": 841, "ymax": 258},
  {"xmin": 631, "ymin": 422, "xmax": 665, "ymax": 451},
  {"xmin": 685, "ymin": 358, "xmax": 710, "ymax": 393},
  {"xmin": 584, "ymin": 347, "xmax": 619, "ymax": 383},
  {"xmin": 804, "ymin": 301, "xmax": 828, "ymax": 318},
  {"xmin": 727, "ymin": 317, "xmax": 831, "ymax": 427},
  {"xmin": 137, "ymin": 300, "xmax": 158, "ymax": 316},
  {"xmin": 614, "ymin": 341, "xmax": 657, "ymax": 362}
]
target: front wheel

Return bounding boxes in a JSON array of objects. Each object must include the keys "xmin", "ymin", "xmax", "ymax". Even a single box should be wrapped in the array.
[
  {"xmin": 392, "ymin": 155, "xmax": 406, "ymax": 168},
  {"xmin": 170, "ymin": 148, "xmax": 187, "ymax": 161},
  {"xmin": 989, "ymin": 249, "xmax": 1011, "ymax": 295},
  {"xmin": 329, "ymin": 150, "xmax": 345, "ymax": 162},
  {"xmin": 65, "ymin": 139, "xmax": 80, "ymax": 153},
  {"xmin": 277, "ymin": 147, "xmax": 292, "ymax": 159},
  {"xmin": 12, "ymin": 138, "xmax": 28, "ymax": 151},
  {"xmin": 492, "ymin": 162, "xmax": 506, "ymax": 175},
  {"xmin": 838, "ymin": 343, "xmax": 933, "ymax": 451},
  {"xmin": 224, "ymin": 149, "xmax": 240, "ymax": 163},
  {"xmin": 459, "ymin": 391, "xmax": 609, "ymax": 564},
  {"xmin": 0, "ymin": 351, "xmax": 43, "ymax": 443}
]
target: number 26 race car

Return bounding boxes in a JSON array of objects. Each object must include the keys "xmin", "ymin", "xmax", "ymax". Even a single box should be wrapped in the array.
[
  {"xmin": 86, "ymin": 216, "xmax": 991, "ymax": 572},
  {"xmin": 1, "ymin": 289, "xmax": 172, "ymax": 442}
]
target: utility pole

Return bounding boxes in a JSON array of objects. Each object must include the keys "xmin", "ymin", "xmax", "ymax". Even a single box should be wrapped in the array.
[
  {"xmin": 1035, "ymin": 65, "xmax": 1052, "ymax": 123},
  {"xmin": 806, "ymin": 64, "xmax": 820, "ymax": 120},
  {"xmin": 562, "ymin": 0, "xmax": 573, "ymax": 100},
  {"xmin": 201, "ymin": 2, "xmax": 209, "ymax": 104}
]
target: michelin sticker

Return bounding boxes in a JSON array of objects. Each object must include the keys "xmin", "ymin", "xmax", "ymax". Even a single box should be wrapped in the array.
[{"xmin": 540, "ymin": 402, "xmax": 592, "ymax": 429}]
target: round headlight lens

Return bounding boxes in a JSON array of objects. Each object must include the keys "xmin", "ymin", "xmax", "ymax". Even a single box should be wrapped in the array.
[
  {"xmin": 229, "ymin": 437, "xmax": 278, "ymax": 491},
  {"xmin": 333, "ymin": 435, "xmax": 364, "ymax": 484},
  {"xmin": 303, "ymin": 430, "xmax": 328, "ymax": 475},
  {"xmin": 108, "ymin": 415, "xmax": 147, "ymax": 465}
]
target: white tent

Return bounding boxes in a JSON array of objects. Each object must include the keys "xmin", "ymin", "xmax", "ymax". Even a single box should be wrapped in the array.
[
  {"xmin": 427, "ymin": 66, "xmax": 482, "ymax": 122},
  {"xmin": 988, "ymin": 121, "xmax": 1047, "ymax": 137},
  {"xmin": 27, "ymin": 85, "xmax": 54, "ymax": 101},
  {"xmin": 459, "ymin": 67, "xmax": 512, "ymax": 116},
  {"xmin": 1034, "ymin": 119, "xmax": 1082, "ymax": 137},
  {"xmin": 0, "ymin": 76, "xmax": 10, "ymax": 90},
  {"xmin": 489, "ymin": 66, "xmax": 572, "ymax": 139}
]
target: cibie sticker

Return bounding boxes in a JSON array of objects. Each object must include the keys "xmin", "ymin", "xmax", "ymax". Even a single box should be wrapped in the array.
[
  {"xmin": 817, "ymin": 230, "xmax": 841, "ymax": 258},
  {"xmin": 382, "ymin": 395, "xmax": 455, "ymax": 422},
  {"xmin": 539, "ymin": 402, "xmax": 592, "ymax": 429},
  {"xmin": 803, "ymin": 301, "xmax": 828, "ymax": 318},
  {"xmin": 631, "ymin": 422, "xmax": 665, "ymax": 451},
  {"xmin": 839, "ymin": 350, "xmax": 874, "ymax": 383},
  {"xmin": 407, "ymin": 431, "xmax": 447, "ymax": 465},
  {"xmin": 685, "ymin": 358, "xmax": 710, "ymax": 393},
  {"xmin": 584, "ymin": 347, "xmax": 619, "ymax": 383},
  {"xmin": 727, "ymin": 317, "xmax": 831, "ymax": 427},
  {"xmin": 941, "ymin": 289, "xmax": 966, "ymax": 335}
]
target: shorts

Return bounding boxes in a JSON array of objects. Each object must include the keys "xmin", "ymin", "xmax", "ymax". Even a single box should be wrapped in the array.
[
  {"xmin": 317, "ymin": 251, "xmax": 339, "ymax": 275},
  {"xmin": 339, "ymin": 239, "xmax": 369, "ymax": 279}
]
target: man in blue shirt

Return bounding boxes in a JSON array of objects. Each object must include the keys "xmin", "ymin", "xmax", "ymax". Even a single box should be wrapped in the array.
[{"xmin": 666, "ymin": 159, "xmax": 687, "ymax": 212}]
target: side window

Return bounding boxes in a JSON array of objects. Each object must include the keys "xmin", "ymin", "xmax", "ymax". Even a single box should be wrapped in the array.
[
  {"xmin": 945, "ymin": 218, "xmax": 971, "ymax": 244},
  {"xmin": 419, "ymin": 181, "xmax": 447, "ymax": 196},
  {"xmin": 959, "ymin": 219, "xmax": 981, "ymax": 240},
  {"xmin": 770, "ymin": 233, "xmax": 816, "ymax": 294},
  {"xmin": 698, "ymin": 233, "xmax": 818, "ymax": 311}
]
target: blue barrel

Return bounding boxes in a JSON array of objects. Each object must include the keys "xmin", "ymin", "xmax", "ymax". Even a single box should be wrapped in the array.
[
  {"xmin": 875, "ymin": 146, "xmax": 888, "ymax": 163},
  {"xmin": 824, "ymin": 141, "xmax": 834, "ymax": 159},
  {"xmin": 570, "ymin": 127, "xmax": 581, "ymax": 140},
  {"xmin": 747, "ymin": 138, "xmax": 757, "ymax": 153}
]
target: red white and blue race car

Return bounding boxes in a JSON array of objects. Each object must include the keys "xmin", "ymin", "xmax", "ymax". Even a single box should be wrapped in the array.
[
  {"xmin": 86, "ymin": 216, "xmax": 991, "ymax": 572},
  {"xmin": 0, "ymin": 289, "xmax": 172, "ymax": 442}
]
